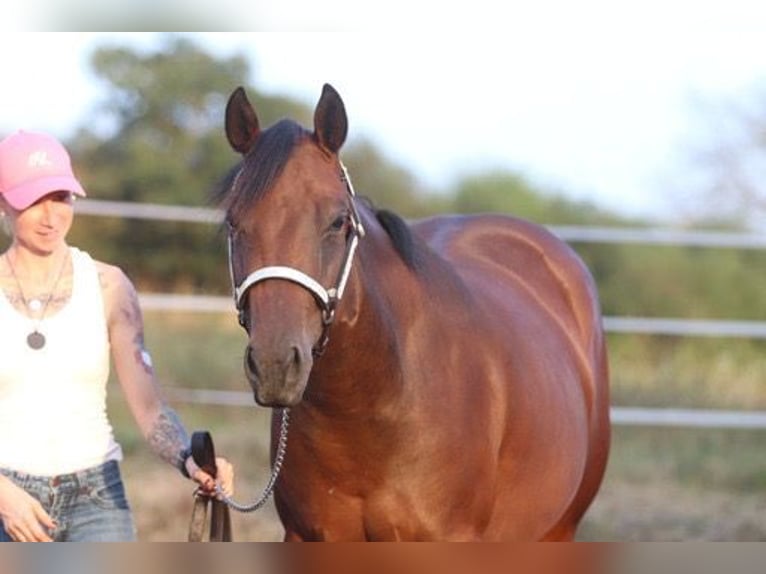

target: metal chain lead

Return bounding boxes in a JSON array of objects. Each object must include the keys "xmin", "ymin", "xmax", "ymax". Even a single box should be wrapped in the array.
[{"xmin": 215, "ymin": 408, "xmax": 290, "ymax": 513}]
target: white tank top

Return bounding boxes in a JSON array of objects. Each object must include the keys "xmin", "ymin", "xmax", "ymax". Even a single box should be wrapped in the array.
[{"xmin": 0, "ymin": 247, "xmax": 123, "ymax": 476}]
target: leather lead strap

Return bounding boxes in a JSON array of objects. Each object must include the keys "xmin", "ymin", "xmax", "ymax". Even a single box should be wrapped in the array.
[{"xmin": 187, "ymin": 431, "xmax": 233, "ymax": 542}]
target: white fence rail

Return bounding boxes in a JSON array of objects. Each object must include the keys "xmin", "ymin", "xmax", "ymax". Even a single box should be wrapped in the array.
[
  {"xmin": 610, "ymin": 407, "xmax": 766, "ymax": 430},
  {"xmin": 549, "ymin": 225, "xmax": 766, "ymax": 249},
  {"xmin": 141, "ymin": 296, "xmax": 766, "ymax": 340},
  {"xmin": 603, "ymin": 317, "xmax": 766, "ymax": 339},
  {"xmin": 76, "ymin": 198, "xmax": 766, "ymax": 249},
  {"xmin": 164, "ymin": 388, "xmax": 766, "ymax": 431},
  {"xmin": 75, "ymin": 199, "xmax": 223, "ymax": 224},
  {"xmin": 83, "ymin": 199, "xmax": 766, "ymax": 430}
]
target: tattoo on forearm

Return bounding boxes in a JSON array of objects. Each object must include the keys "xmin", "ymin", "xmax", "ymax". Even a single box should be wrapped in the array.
[{"xmin": 146, "ymin": 405, "xmax": 190, "ymax": 470}]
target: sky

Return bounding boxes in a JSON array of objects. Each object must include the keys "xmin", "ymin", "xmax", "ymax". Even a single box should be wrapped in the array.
[{"xmin": 1, "ymin": 10, "xmax": 765, "ymax": 220}]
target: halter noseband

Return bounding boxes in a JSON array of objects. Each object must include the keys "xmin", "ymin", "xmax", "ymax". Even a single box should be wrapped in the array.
[{"xmin": 228, "ymin": 162, "xmax": 365, "ymax": 357}]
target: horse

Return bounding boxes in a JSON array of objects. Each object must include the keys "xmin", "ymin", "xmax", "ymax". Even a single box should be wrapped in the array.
[{"xmin": 217, "ymin": 83, "xmax": 611, "ymax": 541}]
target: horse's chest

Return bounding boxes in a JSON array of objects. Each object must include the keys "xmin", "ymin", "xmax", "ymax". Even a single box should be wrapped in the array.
[
  {"xmin": 280, "ymin": 472, "xmax": 487, "ymax": 541},
  {"xmin": 282, "ymin": 491, "xmax": 434, "ymax": 541}
]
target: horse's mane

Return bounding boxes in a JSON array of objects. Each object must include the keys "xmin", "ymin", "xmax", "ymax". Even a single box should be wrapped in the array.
[
  {"xmin": 213, "ymin": 119, "xmax": 422, "ymax": 271},
  {"xmin": 213, "ymin": 119, "xmax": 307, "ymax": 222},
  {"xmin": 371, "ymin": 206, "xmax": 422, "ymax": 271}
]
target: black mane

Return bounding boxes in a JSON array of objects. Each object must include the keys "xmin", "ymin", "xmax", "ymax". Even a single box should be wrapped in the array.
[
  {"xmin": 374, "ymin": 208, "xmax": 422, "ymax": 271},
  {"xmin": 214, "ymin": 119, "xmax": 308, "ymax": 223}
]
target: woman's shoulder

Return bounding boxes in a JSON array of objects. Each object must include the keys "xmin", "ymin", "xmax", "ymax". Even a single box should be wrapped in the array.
[
  {"xmin": 91, "ymin": 258, "xmax": 136, "ymax": 300},
  {"xmin": 92, "ymin": 258, "xmax": 124, "ymax": 278},
  {"xmin": 70, "ymin": 248, "xmax": 128, "ymax": 283}
]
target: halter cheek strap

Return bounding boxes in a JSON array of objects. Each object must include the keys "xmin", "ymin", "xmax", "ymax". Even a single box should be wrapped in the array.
[{"xmin": 228, "ymin": 162, "xmax": 364, "ymax": 357}]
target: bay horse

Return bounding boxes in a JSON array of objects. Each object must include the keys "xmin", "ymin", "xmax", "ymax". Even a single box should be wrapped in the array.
[{"xmin": 218, "ymin": 84, "xmax": 610, "ymax": 541}]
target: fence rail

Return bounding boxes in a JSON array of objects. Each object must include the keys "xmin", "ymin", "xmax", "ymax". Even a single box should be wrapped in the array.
[
  {"xmin": 75, "ymin": 199, "xmax": 223, "ymax": 224},
  {"xmin": 84, "ymin": 199, "xmax": 766, "ymax": 430},
  {"xmin": 549, "ymin": 225, "xmax": 766, "ymax": 249},
  {"xmin": 76, "ymin": 198, "xmax": 766, "ymax": 248},
  {"xmin": 140, "ymin": 293, "xmax": 766, "ymax": 340},
  {"xmin": 163, "ymin": 388, "xmax": 766, "ymax": 430}
]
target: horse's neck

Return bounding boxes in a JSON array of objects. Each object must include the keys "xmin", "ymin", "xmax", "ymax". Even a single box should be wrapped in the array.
[{"xmin": 304, "ymin": 239, "xmax": 421, "ymax": 415}]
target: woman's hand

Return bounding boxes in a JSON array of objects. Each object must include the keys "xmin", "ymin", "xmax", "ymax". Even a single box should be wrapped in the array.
[
  {"xmin": 0, "ymin": 476, "xmax": 56, "ymax": 542},
  {"xmin": 184, "ymin": 456, "xmax": 235, "ymax": 500}
]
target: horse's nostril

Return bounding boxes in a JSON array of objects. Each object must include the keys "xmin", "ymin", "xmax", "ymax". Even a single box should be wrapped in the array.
[
  {"xmin": 291, "ymin": 346, "xmax": 302, "ymax": 367},
  {"xmin": 283, "ymin": 346, "xmax": 301, "ymax": 381},
  {"xmin": 244, "ymin": 345, "xmax": 260, "ymax": 380}
]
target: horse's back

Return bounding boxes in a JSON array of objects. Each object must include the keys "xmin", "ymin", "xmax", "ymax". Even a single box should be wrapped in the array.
[
  {"xmin": 413, "ymin": 213, "xmax": 601, "ymax": 347},
  {"xmin": 412, "ymin": 213, "xmax": 610, "ymax": 539}
]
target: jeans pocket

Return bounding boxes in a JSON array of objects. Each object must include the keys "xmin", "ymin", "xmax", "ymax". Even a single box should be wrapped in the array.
[{"xmin": 89, "ymin": 473, "xmax": 130, "ymax": 511}]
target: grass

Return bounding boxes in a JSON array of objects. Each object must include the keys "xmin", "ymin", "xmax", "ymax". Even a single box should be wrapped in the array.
[
  {"xmin": 606, "ymin": 334, "xmax": 766, "ymax": 410},
  {"xmin": 578, "ymin": 426, "xmax": 766, "ymax": 541},
  {"xmin": 142, "ymin": 312, "xmax": 249, "ymax": 391},
  {"xmin": 106, "ymin": 311, "xmax": 766, "ymax": 541}
]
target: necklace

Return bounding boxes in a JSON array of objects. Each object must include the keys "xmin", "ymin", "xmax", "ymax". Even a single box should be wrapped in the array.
[{"xmin": 5, "ymin": 250, "xmax": 70, "ymax": 350}]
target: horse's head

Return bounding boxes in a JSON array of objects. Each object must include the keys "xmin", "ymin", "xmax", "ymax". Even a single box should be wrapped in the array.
[{"xmin": 221, "ymin": 84, "xmax": 364, "ymax": 407}]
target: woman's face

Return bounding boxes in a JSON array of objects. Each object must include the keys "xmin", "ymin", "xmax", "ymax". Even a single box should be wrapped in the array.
[{"xmin": 4, "ymin": 191, "xmax": 74, "ymax": 255}]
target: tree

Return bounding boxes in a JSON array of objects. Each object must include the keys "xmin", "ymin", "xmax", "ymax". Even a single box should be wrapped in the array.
[
  {"xmin": 68, "ymin": 35, "xmax": 314, "ymax": 292},
  {"xmin": 341, "ymin": 138, "xmax": 438, "ymax": 218},
  {"xmin": 63, "ymin": 35, "xmax": 437, "ymax": 292},
  {"xmin": 450, "ymin": 170, "xmax": 618, "ymax": 225},
  {"xmin": 680, "ymin": 81, "xmax": 766, "ymax": 228}
]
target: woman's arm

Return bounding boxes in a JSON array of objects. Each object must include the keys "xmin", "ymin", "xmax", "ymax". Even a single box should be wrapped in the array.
[{"xmin": 99, "ymin": 262, "xmax": 233, "ymax": 495}]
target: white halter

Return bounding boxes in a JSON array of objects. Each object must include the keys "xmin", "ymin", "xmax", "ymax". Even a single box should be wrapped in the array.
[{"xmin": 227, "ymin": 162, "xmax": 365, "ymax": 356}]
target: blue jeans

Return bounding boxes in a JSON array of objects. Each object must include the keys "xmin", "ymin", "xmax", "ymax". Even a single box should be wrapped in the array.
[{"xmin": 0, "ymin": 460, "xmax": 137, "ymax": 542}]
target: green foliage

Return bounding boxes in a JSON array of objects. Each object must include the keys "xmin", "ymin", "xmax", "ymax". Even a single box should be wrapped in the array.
[
  {"xmin": 66, "ymin": 36, "xmax": 315, "ymax": 292},
  {"xmin": 80, "ymin": 37, "xmax": 248, "ymax": 204},
  {"xmin": 342, "ymin": 137, "xmax": 435, "ymax": 217},
  {"xmin": 575, "ymin": 243, "xmax": 766, "ymax": 320},
  {"xmin": 450, "ymin": 170, "xmax": 621, "ymax": 225},
  {"xmin": 453, "ymin": 171, "xmax": 550, "ymax": 218}
]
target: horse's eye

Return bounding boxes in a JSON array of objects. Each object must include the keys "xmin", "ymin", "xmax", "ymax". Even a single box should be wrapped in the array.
[{"xmin": 329, "ymin": 214, "xmax": 348, "ymax": 232}]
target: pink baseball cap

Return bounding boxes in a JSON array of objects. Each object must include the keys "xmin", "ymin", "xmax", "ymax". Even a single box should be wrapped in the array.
[{"xmin": 0, "ymin": 130, "xmax": 86, "ymax": 210}]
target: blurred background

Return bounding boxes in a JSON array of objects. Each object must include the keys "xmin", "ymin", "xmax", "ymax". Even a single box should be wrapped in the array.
[{"xmin": 1, "ymin": 30, "xmax": 765, "ymax": 540}]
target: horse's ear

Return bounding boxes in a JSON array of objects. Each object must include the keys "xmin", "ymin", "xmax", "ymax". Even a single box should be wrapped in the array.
[
  {"xmin": 313, "ymin": 83, "xmax": 348, "ymax": 154},
  {"xmin": 225, "ymin": 86, "xmax": 260, "ymax": 155}
]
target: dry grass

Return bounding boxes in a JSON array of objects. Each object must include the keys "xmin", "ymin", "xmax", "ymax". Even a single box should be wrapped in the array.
[{"xmin": 579, "ymin": 479, "xmax": 766, "ymax": 541}]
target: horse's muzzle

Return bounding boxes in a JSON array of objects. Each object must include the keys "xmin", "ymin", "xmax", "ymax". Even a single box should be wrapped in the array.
[{"xmin": 244, "ymin": 343, "xmax": 311, "ymax": 407}]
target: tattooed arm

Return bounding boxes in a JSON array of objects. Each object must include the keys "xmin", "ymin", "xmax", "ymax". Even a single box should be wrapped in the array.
[
  {"xmin": 98, "ymin": 262, "xmax": 233, "ymax": 494},
  {"xmin": 145, "ymin": 405, "xmax": 189, "ymax": 471}
]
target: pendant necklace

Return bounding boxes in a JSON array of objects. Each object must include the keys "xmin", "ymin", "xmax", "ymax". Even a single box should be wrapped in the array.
[{"xmin": 5, "ymin": 250, "xmax": 70, "ymax": 350}]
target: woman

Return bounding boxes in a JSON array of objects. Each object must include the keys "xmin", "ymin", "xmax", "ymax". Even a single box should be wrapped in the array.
[{"xmin": 0, "ymin": 130, "xmax": 233, "ymax": 542}]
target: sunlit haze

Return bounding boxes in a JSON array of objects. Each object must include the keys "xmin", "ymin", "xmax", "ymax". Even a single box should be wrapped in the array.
[{"xmin": 1, "ymin": 16, "xmax": 765, "ymax": 219}]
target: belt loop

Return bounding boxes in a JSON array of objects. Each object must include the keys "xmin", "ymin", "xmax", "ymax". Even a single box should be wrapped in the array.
[{"xmin": 78, "ymin": 465, "xmax": 93, "ymax": 488}]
